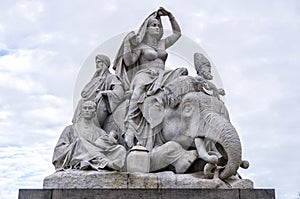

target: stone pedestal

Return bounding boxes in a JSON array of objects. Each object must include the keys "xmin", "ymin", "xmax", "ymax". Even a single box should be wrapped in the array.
[
  {"xmin": 19, "ymin": 188, "xmax": 275, "ymax": 199},
  {"xmin": 43, "ymin": 170, "xmax": 254, "ymax": 189},
  {"xmin": 19, "ymin": 171, "xmax": 275, "ymax": 199}
]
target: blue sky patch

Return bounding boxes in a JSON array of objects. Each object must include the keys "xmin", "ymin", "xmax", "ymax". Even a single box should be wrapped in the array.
[{"xmin": 0, "ymin": 49, "xmax": 10, "ymax": 57}]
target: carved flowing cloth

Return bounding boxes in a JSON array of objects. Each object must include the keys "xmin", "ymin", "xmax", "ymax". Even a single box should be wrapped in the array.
[
  {"xmin": 52, "ymin": 123, "xmax": 126, "ymax": 171},
  {"xmin": 130, "ymin": 67, "xmax": 188, "ymax": 150},
  {"xmin": 72, "ymin": 72, "xmax": 124, "ymax": 123},
  {"xmin": 113, "ymin": 12, "xmax": 188, "ymax": 150},
  {"xmin": 113, "ymin": 11, "xmax": 163, "ymax": 91}
]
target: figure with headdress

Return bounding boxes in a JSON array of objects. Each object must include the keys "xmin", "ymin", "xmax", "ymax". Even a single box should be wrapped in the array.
[
  {"xmin": 113, "ymin": 7, "xmax": 188, "ymax": 150},
  {"xmin": 194, "ymin": 53, "xmax": 226, "ymax": 101},
  {"xmin": 72, "ymin": 54, "xmax": 124, "ymax": 127}
]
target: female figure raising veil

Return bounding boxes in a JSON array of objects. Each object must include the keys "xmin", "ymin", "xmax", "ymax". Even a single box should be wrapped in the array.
[{"xmin": 113, "ymin": 7, "xmax": 187, "ymax": 150}]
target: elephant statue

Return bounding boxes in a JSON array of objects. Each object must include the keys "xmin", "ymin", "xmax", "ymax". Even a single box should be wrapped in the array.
[{"xmin": 102, "ymin": 75, "xmax": 248, "ymax": 180}]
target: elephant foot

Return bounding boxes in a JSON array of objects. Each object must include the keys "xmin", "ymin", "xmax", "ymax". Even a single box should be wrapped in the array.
[
  {"xmin": 203, "ymin": 163, "xmax": 216, "ymax": 179},
  {"xmin": 204, "ymin": 163, "xmax": 228, "ymax": 187}
]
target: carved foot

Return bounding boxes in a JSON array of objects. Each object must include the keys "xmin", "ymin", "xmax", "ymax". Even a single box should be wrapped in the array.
[{"xmin": 204, "ymin": 163, "xmax": 217, "ymax": 179}]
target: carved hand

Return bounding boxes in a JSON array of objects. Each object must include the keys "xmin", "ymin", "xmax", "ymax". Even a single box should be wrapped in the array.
[
  {"xmin": 108, "ymin": 134, "xmax": 118, "ymax": 144},
  {"xmin": 94, "ymin": 92, "xmax": 103, "ymax": 103},
  {"xmin": 124, "ymin": 31, "xmax": 137, "ymax": 45},
  {"xmin": 99, "ymin": 90, "xmax": 111, "ymax": 96},
  {"xmin": 81, "ymin": 91, "xmax": 88, "ymax": 98},
  {"xmin": 157, "ymin": 7, "xmax": 171, "ymax": 17}
]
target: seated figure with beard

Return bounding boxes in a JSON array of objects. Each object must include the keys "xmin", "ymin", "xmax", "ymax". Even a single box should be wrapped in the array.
[{"xmin": 72, "ymin": 54, "xmax": 124, "ymax": 127}]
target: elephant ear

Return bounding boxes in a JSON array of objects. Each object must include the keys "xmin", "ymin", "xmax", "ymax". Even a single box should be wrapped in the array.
[{"xmin": 140, "ymin": 95, "xmax": 165, "ymax": 128}]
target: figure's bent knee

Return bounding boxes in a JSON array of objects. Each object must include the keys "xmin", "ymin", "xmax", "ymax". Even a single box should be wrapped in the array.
[{"xmin": 164, "ymin": 141, "xmax": 182, "ymax": 153}]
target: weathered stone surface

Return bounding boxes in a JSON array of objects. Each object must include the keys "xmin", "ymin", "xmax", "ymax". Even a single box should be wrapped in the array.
[
  {"xmin": 128, "ymin": 172, "xmax": 158, "ymax": 188},
  {"xmin": 43, "ymin": 170, "xmax": 253, "ymax": 189},
  {"xmin": 43, "ymin": 170, "xmax": 127, "ymax": 189},
  {"xmin": 157, "ymin": 171, "xmax": 177, "ymax": 188},
  {"xmin": 240, "ymin": 189, "xmax": 276, "ymax": 199},
  {"xmin": 225, "ymin": 177, "xmax": 254, "ymax": 189},
  {"xmin": 18, "ymin": 189, "xmax": 52, "ymax": 199},
  {"xmin": 52, "ymin": 189, "xmax": 160, "ymax": 199},
  {"xmin": 160, "ymin": 189, "xmax": 240, "ymax": 198},
  {"xmin": 175, "ymin": 172, "xmax": 228, "ymax": 188},
  {"xmin": 19, "ymin": 189, "xmax": 275, "ymax": 199}
]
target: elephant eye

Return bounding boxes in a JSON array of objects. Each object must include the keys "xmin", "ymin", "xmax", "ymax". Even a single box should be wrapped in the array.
[
  {"xmin": 183, "ymin": 103, "xmax": 192, "ymax": 110},
  {"xmin": 154, "ymin": 104, "xmax": 162, "ymax": 110}
]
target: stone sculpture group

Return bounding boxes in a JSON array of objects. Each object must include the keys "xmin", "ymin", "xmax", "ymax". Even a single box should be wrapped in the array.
[{"xmin": 52, "ymin": 7, "xmax": 249, "ymax": 181}]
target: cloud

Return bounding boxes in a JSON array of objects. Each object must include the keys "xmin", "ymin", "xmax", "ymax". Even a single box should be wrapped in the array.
[
  {"xmin": 0, "ymin": 144, "xmax": 54, "ymax": 199},
  {"xmin": 0, "ymin": 92, "xmax": 71, "ymax": 146},
  {"xmin": 0, "ymin": 1, "xmax": 300, "ymax": 199}
]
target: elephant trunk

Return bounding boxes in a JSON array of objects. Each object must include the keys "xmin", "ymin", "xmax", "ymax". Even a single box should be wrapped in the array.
[
  {"xmin": 202, "ymin": 111, "xmax": 242, "ymax": 180},
  {"xmin": 217, "ymin": 125, "xmax": 241, "ymax": 180}
]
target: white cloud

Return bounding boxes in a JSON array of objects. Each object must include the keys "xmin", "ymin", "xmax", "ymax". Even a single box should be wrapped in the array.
[
  {"xmin": 0, "ymin": 71, "xmax": 45, "ymax": 93},
  {"xmin": 0, "ymin": 110, "xmax": 12, "ymax": 120},
  {"xmin": 0, "ymin": 1, "xmax": 300, "ymax": 199},
  {"xmin": 14, "ymin": 1, "xmax": 44, "ymax": 22},
  {"xmin": 0, "ymin": 92, "xmax": 71, "ymax": 146},
  {"xmin": 0, "ymin": 144, "xmax": 54, "ymax": 199}
]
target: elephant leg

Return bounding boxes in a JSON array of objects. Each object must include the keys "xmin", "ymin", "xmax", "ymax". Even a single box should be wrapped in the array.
[{"xmin": 194, "ymin": 137, "xmax": 218, "ymax": 164}]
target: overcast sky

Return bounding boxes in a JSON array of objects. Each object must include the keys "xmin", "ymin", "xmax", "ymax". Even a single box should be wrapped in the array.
[{"xmin": 0, "ymin": 1, "xmax": 299, "ymax": 198}]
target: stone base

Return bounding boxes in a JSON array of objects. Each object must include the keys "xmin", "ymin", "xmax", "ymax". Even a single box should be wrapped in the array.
[
  {"xmin": 43, "ymin": 170, "xmax": 254, "ymax": 189},
  {"xmin": 19, "ymin": 189, "xmax": 275, "ymax": 199}
]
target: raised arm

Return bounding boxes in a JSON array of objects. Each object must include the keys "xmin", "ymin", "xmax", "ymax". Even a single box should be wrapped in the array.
[
  {"xmin": 123, "ymin": 31, "xmax": 141, "ymax": 66},
  {"xmin": 158, "ymin": 8, "xmax": 182, "ymax": 49}
]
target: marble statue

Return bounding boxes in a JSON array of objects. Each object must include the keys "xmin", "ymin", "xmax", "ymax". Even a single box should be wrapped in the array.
[
  {"xmin": 51, "ymin": 7, "xmax": 249, "ymax": 181},
  {"xmin": 113, "ymin": 7, "xmax": 188, "ymax": 151},
  {"xmin": 72, "ymin": 54, "xmax": 124, "ymax": 127},
  {"xmin": 194, "ymin": 53, "xmax": 225, "ymax": 100},
  {"xmin": 53, "ymin": 101, "xmax": 126, "ymax": 171}
]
